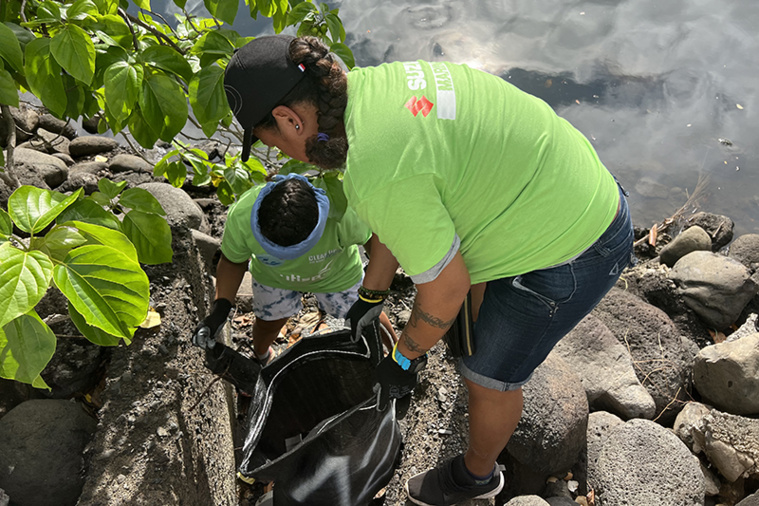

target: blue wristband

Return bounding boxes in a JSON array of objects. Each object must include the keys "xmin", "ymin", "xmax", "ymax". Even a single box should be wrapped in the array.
[{"xmin": 393, "ymin": 343, "xmax": 412, "ymax": 371}]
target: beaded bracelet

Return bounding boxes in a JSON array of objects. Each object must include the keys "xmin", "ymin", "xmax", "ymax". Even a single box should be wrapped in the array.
[{"xmin": 358, "ymin": 286, "xmax": 390, "ymax": 301}]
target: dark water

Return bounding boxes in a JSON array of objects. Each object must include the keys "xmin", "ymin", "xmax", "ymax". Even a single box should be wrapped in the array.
[{"xmin": 179, "ymin": 0, "xmax": 759, "ymax": 236}]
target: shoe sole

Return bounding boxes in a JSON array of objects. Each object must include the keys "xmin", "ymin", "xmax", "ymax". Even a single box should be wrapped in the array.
[{"xmin": 404, "ymin": 471, "xmax": 505, "ymax": 506}]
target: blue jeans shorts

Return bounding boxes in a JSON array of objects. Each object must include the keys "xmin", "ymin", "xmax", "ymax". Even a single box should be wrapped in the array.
[{"xmin": 460, "ymin": 184, "xmax": 635, "ymax": 391}]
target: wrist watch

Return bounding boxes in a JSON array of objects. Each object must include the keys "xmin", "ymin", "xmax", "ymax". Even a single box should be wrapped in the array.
[{"xmin": 392, "ymin": 344, "xmax": 428, "ymax": 373}]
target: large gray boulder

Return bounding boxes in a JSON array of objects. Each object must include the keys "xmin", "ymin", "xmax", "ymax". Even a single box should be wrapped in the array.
[
  {"xmin": 0, "ymin": 400, "xmax": 97, "ymax": 506},
  {"xmin": 592, "ymin": 288, "xmax": 692, "ymax": 424},
  {"xmin": 552, "ymin": 314, "xmax": 656, "ymax": 419},
  {"xmin": 586, "ymin": 411, "xmax": 624, "ymax": 483},
  {"xmin": 594, "ymin": 419, "xmax": 704, "ymax": 506},
  {"xmin": 504, "ymin": 496, "xmax": 550, "ymax": 506},
  {"xmin": 729, "ymin": 233, "xmax": 759, "ymax": 270},
  {"xmin": 68, "ymin": 135, "xmax": 118, "ymax": 157},
  {"xmin": 659, "ymin": 225, "xmax": 712, "ymax": 267},
  {"xmin": 693, "ymin": 332, "xmax": 759, "ymax": 415},
  {"xmin": 12, "ymin": 147, "xmax": 69, "ymax": 188},
  {"xmin": 507, "ymin": 354, "xmax": 588, "ymax": 476},
  {"xmin": 138, "ymin": 182, "xmax": 210, "ymax": 233},
  {"xmin": 670, "ymin": 251, "xmax": 759, "ymax": 329}
]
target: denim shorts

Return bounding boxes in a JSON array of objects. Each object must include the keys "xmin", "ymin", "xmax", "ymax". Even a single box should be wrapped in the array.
[
  {"xmin": 460, "ymin": 185, "xmax": 635, "ymax": 391},
  {"xmin": 250, "ymin": 278, "xmax": 361, "ymax": 321}
]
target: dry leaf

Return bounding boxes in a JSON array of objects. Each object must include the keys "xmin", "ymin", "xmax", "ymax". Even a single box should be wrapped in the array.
[
  {"xmin": 140, "ymin": 309, "xmax": 161, "ymax": 328},
  {"xmin": 708, "ymin": 329, "xmax": 726, "ymax": 343},
  {"xmin": 648, "ymin": 223, "xmax": 658, "ymax": 246}
]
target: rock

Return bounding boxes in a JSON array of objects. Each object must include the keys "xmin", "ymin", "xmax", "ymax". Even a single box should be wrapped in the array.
[
  {"xmin": 594, "ymin": 419, "xmax": 704, "ymax": 506},
  {"xmin": 138, "ymin": 182, "xmax": 210, "ymax": 233},
  {"xmin": 693, "ymin": 333, "xmax": 759, "ymax": 416},
  {"xmin": 58, "ymin": 171, "xmax": 99, "ymax": 195},
  {"xmin": 727, "ymin": 313, "xmax": 758, "ymax": 343},
  {"xmin": 109, "ymin": 153, "xmax": 153, "ymax": 174},
  {"xmin": 700, "ymin": 461, "xmax": 721, "ymax": 496},
  {"xmin": 673, "ymin": 401, "xmax": 712, "ymax": 453},
  {"xmin": 68, "ymin": 135, "xmax": 118, "ymax": 157},
  {"xmin": 38, "ymin": 113, "xmax": 78, "ymax": 139},
  {"xmin": 0, "ymin": 399, "xmax": 97, "ymax": 506},
  {"xmin": 659, "ymin": 226, "xmax": 712, "ymax": 267},
  {"xmin": 545, "ymin": 497, "xmax": 576, "ymax": 506},
  {"xmin": 12, "ymin": 147, "xmax": 69, "ymax": 188},
  {"xmin": 81, "ymin": 115, "xmax": 100, "ymax": 134},
  {"xmin": 191, "ymin": 229, "xmax": 221, "ymax": 275},
  {"xmin": 729, "ymin": 234, "xmax": 759, "ymax": 270},
  {"xmin": 586, "ymin": 411, "xmax": 624, "ymax": 484},
  {"xmin": 737, "ymin": 490, "xmax": 759, "ymax": 506},
  {"xmin": 505, "ymin": 496, "xmax": 551, "ymax": 505},
  {"xmin": 0, "ymin": 105, "xmax": 38, "ymax": 144},
  {"xmin": 552, "ymin": 314, "xmax": 656, "ymax": 420},
  {"xmin": 506, "ymin": 354, "xmax": 588, "ymax": 476},
  {"xmin": 697, "ymin": 410, "xmax": 759, "ymax": 482},
  {"xmin": 670, "ymin": 251, "xmax": 759, "ymax": 329},
  {"xmin": 0, "ymin": 488, "xmax": 8, "ymax": 506},
  {"xmin": 36, "ymin": 127, "xmax": 71, "ymax": 155},
  {"xmin": 687, "ymin": 212, "xmax": 734, "ymax": 251},
  {"xmin": 52, "ymin": 152, "xmax": 75, "ymax": 166},
  {"xmin": 69, "ymin": 160, "xmax": 108, "ymax": 176},
  {"xmin": 592, "ymin": 288, "xmax": 692, "ymax": 424},
  {"xmin": 40, "ymin": 337, "xmax": 105, "ymax": 400}
]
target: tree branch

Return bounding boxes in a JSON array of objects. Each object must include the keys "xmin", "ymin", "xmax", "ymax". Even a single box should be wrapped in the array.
[
  {"xmin": 124, "ymin": 12, "xmax": 184, "ymax": 54},
  {"xmin": 1, "ymin": 105, "xmax": 21, "ymax": 189}
]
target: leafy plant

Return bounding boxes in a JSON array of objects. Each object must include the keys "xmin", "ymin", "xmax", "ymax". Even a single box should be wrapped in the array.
[{"xmin": 0, "ymin": 184, "xmax": 166, "ymax": 388}]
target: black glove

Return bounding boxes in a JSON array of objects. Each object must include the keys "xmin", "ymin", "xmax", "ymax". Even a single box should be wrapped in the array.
[
  {"xmin": 345, "ymin": 290, "xmax": 385, "ymax": 342},
  {"xmin": 374, "ymin": 352, "xmax": 427, "ymax": 418},
  {"xmin": 192, "ymin": 298, "xmax": 232, "ymax": 349}
]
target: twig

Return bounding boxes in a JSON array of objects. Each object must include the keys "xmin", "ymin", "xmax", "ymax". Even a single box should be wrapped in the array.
[
  {"xmin": 190, "ymin": 374, "xmax": 223, "ymax": 411},
  {"xmin": 118, "ymin": 7, "xmax": 140, "ymax": 52},
  {"xmin": 125, "ymin": 12, "xmax": 184, "ymax": 54},
  {"xmin": 117, "ymin": 131, "xmax": 153, "ymax": 165},
  {"xmin": 0, "ymin": 105, "xmax": 21, "ymax": 189},
  {"xmin": 633, "ymin": 173, "xmax": 711, "ymax": 247}
]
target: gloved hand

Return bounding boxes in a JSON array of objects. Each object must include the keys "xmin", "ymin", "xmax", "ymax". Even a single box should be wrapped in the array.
[
  {"xmin": 345, "ymin": 290, "xmax": 385, "ymax": 342},
  {"xmin": 192, "ymin": 298, "xmax": 233, "ymax": 349},
  {"xmin": 374, "ymin": 351, "xmax": 427, "ymax": 418}
]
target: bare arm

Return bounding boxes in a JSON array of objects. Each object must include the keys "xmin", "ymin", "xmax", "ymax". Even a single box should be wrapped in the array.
[
  {"xmin": 362, "ymin": 233, "xmax": 399, "ymax": 291},
  {"xmin": 399, "ymin": 250, "xmax": 471, "ymax": 359},
  {"xmin": 214, "ymin": 253, "xmax": 249, "ymax": 302}
]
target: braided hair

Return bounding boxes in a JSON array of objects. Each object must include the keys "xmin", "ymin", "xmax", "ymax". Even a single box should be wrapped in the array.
[
  {"xmin": 255, "ymin": 36, "xmax": 349, "ymax": 169},
  {"xmin": 258, "ymin": 178, "xmax": 319, "ymax": 246}
]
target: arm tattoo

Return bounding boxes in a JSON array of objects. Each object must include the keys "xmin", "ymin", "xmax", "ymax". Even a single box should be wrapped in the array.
[{"xmin": 402, "ymin": 307, "xmax": 457, "ymax": 353}]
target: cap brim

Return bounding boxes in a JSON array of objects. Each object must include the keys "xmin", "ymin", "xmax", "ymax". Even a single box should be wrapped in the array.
[{"xmin": 241, "ymin": 128, "xmax": 258, "ymax": 162}]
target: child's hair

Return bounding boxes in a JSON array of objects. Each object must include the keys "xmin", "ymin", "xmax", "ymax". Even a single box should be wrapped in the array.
[
  {"xmin": 255, "ymin": 36, "xmax": 348, "ymax": 169},
  {"xmin": 257, "ymin": 178, "xmax": 319, "ymax": 246}
]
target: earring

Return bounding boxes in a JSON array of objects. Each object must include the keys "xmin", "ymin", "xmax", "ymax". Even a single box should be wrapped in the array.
[{"xmin": 295, "ymin": 124, "xmax": 300, "ymax": 130}]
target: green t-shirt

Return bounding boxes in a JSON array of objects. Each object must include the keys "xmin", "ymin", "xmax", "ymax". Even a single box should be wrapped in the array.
[
  {"xmin": 220, "ymin": 183, "xmax": 371, "ymax": 292},
  {"xmin": 343, "ymin": 61, "xmax": 619, "ymax": 284}
]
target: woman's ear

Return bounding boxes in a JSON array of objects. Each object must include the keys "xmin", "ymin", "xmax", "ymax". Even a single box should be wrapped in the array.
[{"xmin": 271, "ymin": 105, "xmax": 303, "ymax": 135}]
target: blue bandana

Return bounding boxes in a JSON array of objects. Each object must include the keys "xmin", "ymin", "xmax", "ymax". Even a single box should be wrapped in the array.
[{"xmin": 250, "ymin": 173, "xmax": 330, "ymax": 260}]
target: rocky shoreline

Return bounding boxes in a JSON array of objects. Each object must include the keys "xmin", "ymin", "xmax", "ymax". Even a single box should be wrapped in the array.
[{"xmin": 1, "ymin": 104, "xmax": 759, "ymax": 506}]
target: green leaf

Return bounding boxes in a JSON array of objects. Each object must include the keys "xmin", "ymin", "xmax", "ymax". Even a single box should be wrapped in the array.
[
  {"xmin": 139, "ymin": 73, "xmax": 188, "ymax": 142},
  {"xmin": 173, "ymin": 0, "xmax": 188, "ymax": 8},
  {"xmin": 90, "ymin": 14, "xmax": 132, "ymax": 49},
  {"xmin": 192, "ymin": 30, "xmax": 235, "ymax": 60},
  {"xmin": 204, "ymin": 0, "xmax": 238, "ymax": 25},
  {"xmin": 165, "ymin": 160, "xmax": 187, "ymax": 187},
  {"xmin": 50, "ymin": 24, "xmax": 96, "ymax": 85},
  {"xmin": 132, "ymin": 0, "xmax": 151, "ymax": 9},
  {"xmin": 325, "ymin": 12, "xmax": 345, "ymax": 43},
  {"xmin": 24, "ymin": 38, "xmax": 67, "ymax": 117},
  {"xmin": 68, "ymin": 302, "xmax": 128, "ymax": 346},
  {"xmin": 8, "ymin": 186, "xmax": 83, "ymax": 235},
  {"xmin": 0, "ymin": 22, "xmax": 24, "ymax": 73},
  {"xmin": 92, "ymin": 0, "xmax": 120, "ymax": 15},
  {"xmin": 140, "ymin": 45, "xmax": 193, "ymax": 83},
  {"xmin": 0, "ymin": 68, "xmax": 18, "ymax": 107},
  {"xmin": 287, "ymin": 2, "xmax": 317, "ymax": 25},
  {"xmin": 62, "ymin": 74, "xmax": 88, "ymax": 120},
  {"xmin": 57, "ymin": 199, "xmax": 121, "ymax": 231},
  {"xmin": 188, "ymin": 64, "xmax": 227, "ymax": 126},
  {"xmin": 0, "ymin": 209, "xmax": 12, "ymax": 237},
  {"xmin": 53, "ymin": 244, "xmax": 149, "ymax": 338},
  {"xmin": 0, "ymin": 243, "xmax": 54, "ymax": 328},
  {"xmin": 119, "ymin": 188, "xmax": 165, "ymax": 215},
  {"xmin": 271, "ymin": 10, "xmax": 287, "ymax": 33},
  {"xmin": 97, "ymin": 178, "xmax": 127, "ymax": 200},
  {"xmin": 89, "ymin": 192, "xmax": 113, "ymax": 207},
  {"xmin": 223, "ymin": 166, "xmax": 253, "ymax": 196},
  {"xmin": 67, "ymin": 221, "xmax": 138, "ymax": 262},
  {"xmin": 122, "ymin": 210, "xmax": 173, "ymax": 265},
  {"xmin": 279, "ymin": 159, "xmax": 314, "ymax": 175},
  {"xmin": 36, "ymin": 1, "xmax": 62, "ymax": 24},
  {"xmin": 0, "ymin": 311, "xmax": 55, "ymax": 388},
  {"xmin": 330, "ymin": 42, "xmax": 354, "ymax": 69},
  {"xmin": 36, "ymin": 225, "xmax": 87, "ymax": 261},
  {"xmin": 216, "ymin": 180, "xmax": 235, "ymax": 205},
  {"xmin": 104, "ymin": 61, "xmax": 143, "ymax": 122},
  {"xmin": 152, "ymin": 148, "xmax": 180, "ymax": 178},
  {"xmin": 67, "ymin": 0, "xmax": 99, "ymax": 21},
  {"xmin": 127, "ymin": 107, "xmax": 159, "ymax": 149},
  {"xmin": 257, "ymin": 0, "xmax": 276, "ymax": 17}
]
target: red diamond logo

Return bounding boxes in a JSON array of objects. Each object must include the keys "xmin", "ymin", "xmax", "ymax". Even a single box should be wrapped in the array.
[{"xmin": 405, "ymin": 95, "xmax": 434, "ymax": 117}]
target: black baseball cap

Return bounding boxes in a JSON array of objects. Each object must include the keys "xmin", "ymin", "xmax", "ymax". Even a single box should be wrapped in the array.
[{"xmin": 224, "ymin": 35, "xmax": 307, "ymax": 161}]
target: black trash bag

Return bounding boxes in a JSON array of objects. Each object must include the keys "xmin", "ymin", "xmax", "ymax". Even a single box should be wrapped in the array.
[{"xmin": 238, "ymin": 323, "xmax": 400, "ymax": 506}]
